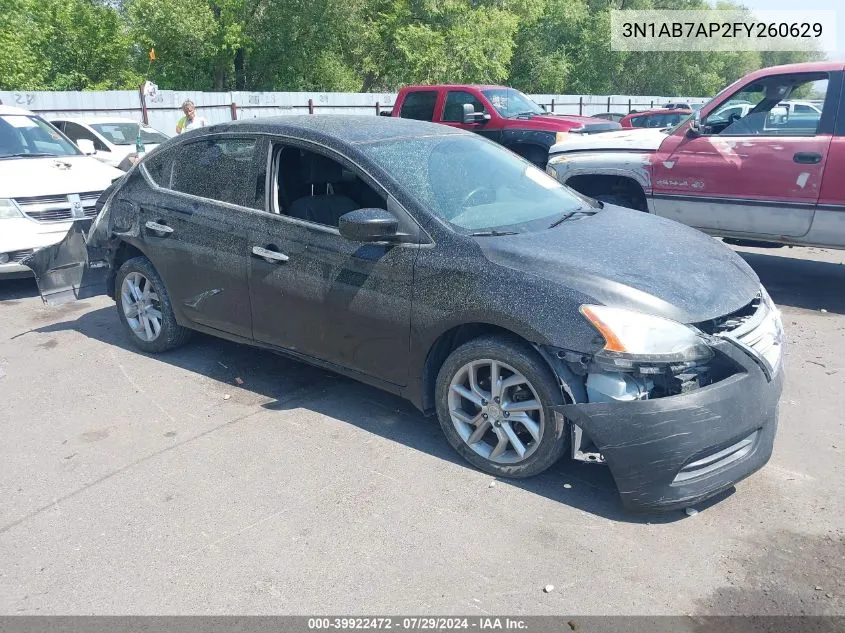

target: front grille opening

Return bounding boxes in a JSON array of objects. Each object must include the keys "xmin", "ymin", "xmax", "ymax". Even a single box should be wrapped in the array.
[{"xmin": 695, "ymin": 295, "xmax": 761, "ymax": 335}]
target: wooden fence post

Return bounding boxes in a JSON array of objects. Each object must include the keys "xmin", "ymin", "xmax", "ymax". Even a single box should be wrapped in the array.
[
  {"xmin": 230, "ymin": 102, "xmax": 238, "ymax": 120},
  {"xmin": 579, "ymin": 96, "xmax": 583, "ymax": 116},
  {"xmin": 308, "ymin": 98, "xmax": 314, "ymax": 115}
]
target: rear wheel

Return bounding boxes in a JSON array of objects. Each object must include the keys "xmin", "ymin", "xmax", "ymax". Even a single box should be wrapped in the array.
[
  {"xmin": 115, "ymin": 256, "xmax": 191, "ymax": 353},
  {"xmin": 435, "ymin": 336, "xmax": 568, "ymax": 478}
]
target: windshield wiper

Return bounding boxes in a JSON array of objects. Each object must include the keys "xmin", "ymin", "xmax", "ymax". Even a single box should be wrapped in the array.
[
  {"xmin": 512, "ymin": 111, "xmax": 538, "ymax": 118},
  {"xmin": 470, "ymin": 230, "xmax": 519, "ymax": 237},
  {"xmin": 0, "ymin": 152, "xmax": 61, "ymax": 159},
  {"xmin": 548, "ymin": 208, "xmax": 596, "ymax": 228}
]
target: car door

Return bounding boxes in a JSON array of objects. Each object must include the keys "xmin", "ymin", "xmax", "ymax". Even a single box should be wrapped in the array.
[
  {"xmin": 246, "ymin": 139, "xmax": 420, "ymax": 386},
  {"xmin": 136, "ymin": 135, "xmax": 264, "ymax": 339},
  {"xmin": 652, "ymin": 72, "xmax": 836, "ymax": 238},
  {"xmin": 438, "ymin": 89, "xmax": 503, "ymax": 144}
]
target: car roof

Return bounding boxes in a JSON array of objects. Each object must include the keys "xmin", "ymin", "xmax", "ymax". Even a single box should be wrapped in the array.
[
  {"xmin": 743, "ymin": 60, "xmax": 845, "ymax": 79},
  {"xmin": 191, "ymin": 114, "xmax": 467, "ymax": 145},
  {"xmin": 625, "ymin": 108, "xmax": 692, "ymax": 117},
  {"xmin": 0, "ymin": 105, "xmax": 37, "ymax": 116},
  {"xmin": 401, "ymin": 84, "xmax": 508, "ymax": 90}
]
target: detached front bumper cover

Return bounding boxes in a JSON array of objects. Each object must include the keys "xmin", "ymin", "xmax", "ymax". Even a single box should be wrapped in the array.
[{"xmin": 555, "ymin": 340, "xmax": 783, "ymax": 512}]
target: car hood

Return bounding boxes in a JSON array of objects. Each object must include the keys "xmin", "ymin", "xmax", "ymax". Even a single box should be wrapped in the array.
[
  {"xmin": 476, "ymin": 204, "xmax": 760, "ymax": 324},
  {"xmin": 549, "ymin": 127, "xmax": 667, "ymax": 154},
  {"xmin": 0, "ymin": 155, "xmax": 124, "ymax": 197}
]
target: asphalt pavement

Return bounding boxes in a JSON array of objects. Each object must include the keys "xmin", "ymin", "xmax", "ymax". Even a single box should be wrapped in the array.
[{"xmin": 0, "ymin": 244, "xmax": 843, "ymax": 615}]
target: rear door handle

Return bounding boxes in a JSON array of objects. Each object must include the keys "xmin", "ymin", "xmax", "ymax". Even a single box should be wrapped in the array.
[
  {"xmin": 793, "ymin": 152, "xmax": 822, "ymax": 164},
  {"xmin": 145, "ymin": 220, "xmax": 174, "ymax": 235},
  {"xmin": 252, "ymin": 245, "xmax": 289, "ymax": 263}
]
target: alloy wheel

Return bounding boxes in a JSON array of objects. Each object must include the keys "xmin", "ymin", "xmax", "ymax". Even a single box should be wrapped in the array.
[
  {"xmin": 120, "ymin": 271, "xmax": 163, "ymax": 342},
  {"xmin": 447, "ymin": 359, "xmax": 545, "ymax": 464}
]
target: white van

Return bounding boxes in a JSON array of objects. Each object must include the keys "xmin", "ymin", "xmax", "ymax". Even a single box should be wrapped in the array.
[
  {"xmin": 49, "ymin": 117, "xmax": 170, "ymax": 169},
  {"xmin": 0, "ymin": 105, "xmax": 124, "ymax": 278}
]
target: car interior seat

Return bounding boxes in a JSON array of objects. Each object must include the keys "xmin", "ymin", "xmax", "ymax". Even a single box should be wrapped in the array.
[{"xmin": 289, "ymin": 153, "xmax": 359, "ymax": 226}]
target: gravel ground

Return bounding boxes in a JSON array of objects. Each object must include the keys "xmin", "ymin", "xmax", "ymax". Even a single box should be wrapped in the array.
[{"xmin": 0, "ymin": 244, "xmax": 843, "ymax": 615}]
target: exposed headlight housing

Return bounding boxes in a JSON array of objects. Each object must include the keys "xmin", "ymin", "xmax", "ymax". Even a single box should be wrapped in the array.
[
  {"xmin": 580, "ymin": 304, "xmax": 713, "ymax": 369},
  {"xmin": 0, "ymin": 199, "xmax": 24, "ymax": 219}
]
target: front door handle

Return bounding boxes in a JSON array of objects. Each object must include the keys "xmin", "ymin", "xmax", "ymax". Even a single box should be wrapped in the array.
[
  {"xmin": 252, "ymin": 245, "xmax": 289, "ymax": 263},
  {"xmin": 145, "ymin": 220, "xmax": 174, "ymax": 235},
  {"xmin": 793, "ymin": 152, "xmax": 822, "ymax": 164}
]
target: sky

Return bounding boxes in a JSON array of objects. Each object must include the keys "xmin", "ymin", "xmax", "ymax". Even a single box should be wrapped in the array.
[{"xmin": 739, "ymin": 0, "xmax": 844, "ymax": 58}]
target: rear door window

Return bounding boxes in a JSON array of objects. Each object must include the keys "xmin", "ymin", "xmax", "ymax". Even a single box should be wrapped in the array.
[
  {"xmin": 170, "ymin": 138, "xmax": 261, "ymax": 208},
  {"xmin": 399, "ymin": 91, "xmax": 438, "ymax": 121}
]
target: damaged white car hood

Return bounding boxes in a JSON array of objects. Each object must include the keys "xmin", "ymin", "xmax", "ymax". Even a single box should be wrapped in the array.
[{"xmin": 549, "ymin": 128, "xmax": 668, "ymax": 154}]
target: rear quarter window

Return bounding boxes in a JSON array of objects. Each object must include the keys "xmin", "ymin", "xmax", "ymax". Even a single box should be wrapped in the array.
[
  {"xmin": 142, "ymin": 146, "xmax": 178, "ymax": 188},
  {"xmin": 399, "ymin": 91, "xmax": 438, "ymax": 121}
]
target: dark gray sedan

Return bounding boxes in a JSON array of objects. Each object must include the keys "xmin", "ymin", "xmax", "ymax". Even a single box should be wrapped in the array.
[{"xmin": 25, "ymin": 115, "xmax": 785, "ymax": 512}]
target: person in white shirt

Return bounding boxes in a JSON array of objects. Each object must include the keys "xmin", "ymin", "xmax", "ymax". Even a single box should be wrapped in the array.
[{"xmin": 176, "ymin": 100, "xmax": 208, "ymax": 134}]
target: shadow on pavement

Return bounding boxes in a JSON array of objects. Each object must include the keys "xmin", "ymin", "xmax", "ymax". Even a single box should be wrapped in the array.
[
  {"xmin": 737, "ymin": 249, "xmax": 845, "ymax": 315},
  {"xmin": 23, "ymin": 304, "xmax": 690, "ymax": 525},
  {"xmin": 0, "ymin": 277, "xmax": 40, "ymax": 302},
  {"xmin": 696, "ymin": 529, "xmax": 845, "ymax": 618}
]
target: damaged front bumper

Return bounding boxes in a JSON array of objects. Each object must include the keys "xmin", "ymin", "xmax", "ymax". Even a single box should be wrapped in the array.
[{"xmin": 554, "ymin": 341, "xmax": 783, "ymax": 512}]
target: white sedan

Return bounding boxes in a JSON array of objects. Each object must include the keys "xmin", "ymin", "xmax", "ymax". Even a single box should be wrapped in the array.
[{"xmin": 49, "ymin": 117, "xmax": 170, "ymax": 169}]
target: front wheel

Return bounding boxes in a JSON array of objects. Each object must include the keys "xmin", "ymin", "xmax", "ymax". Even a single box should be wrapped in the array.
[{"xmin": 435, "ymin": 336, "xmax": 568, "ymax": 478}]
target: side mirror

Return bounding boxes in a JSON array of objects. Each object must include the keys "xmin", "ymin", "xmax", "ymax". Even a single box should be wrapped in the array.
[
  {"xmin": 462, "ymin": 103, "xmax": 490, "ymax": 125},
  {"xmin": 77, "ymin": 139, "xmax": 96, "ymax": 155},
  {"xmin": 686, "ymin": 110, "xmax": 703, "ymax": 137},
  {"xmin": 339, "ymin": 208, "xmax": 399, "ymax": 242}
]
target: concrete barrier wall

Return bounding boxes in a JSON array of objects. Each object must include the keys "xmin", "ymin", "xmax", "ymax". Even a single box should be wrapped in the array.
[{"xmin": 0, "ymin": 89, "xmax": 709, "ymax": 136}]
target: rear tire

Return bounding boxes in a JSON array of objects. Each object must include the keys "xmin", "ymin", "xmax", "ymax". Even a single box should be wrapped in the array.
[
  {"xmin": 435, "ymin": 336, "xmax": 568, "ymax": 479},
  {"xmin": 115, "ymin": 255, "xmax": 191, "ymax": 353}
]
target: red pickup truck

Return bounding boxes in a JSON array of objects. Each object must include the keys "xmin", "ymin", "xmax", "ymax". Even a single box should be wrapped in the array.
[
  {"xmin": 546, "ymin": 61, "xmax": 845, "ymax": 249},
  {"xmin": 389, "ymin": 84, "xmax": 620, "ymax": 166}
]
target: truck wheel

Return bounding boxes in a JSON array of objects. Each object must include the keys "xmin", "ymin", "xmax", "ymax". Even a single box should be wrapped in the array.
[
  {"xmin": 435, "ymin": 336, "xmax": 568, "ymax": 478},
  {"xmin": 115, "ymin": 256, "xmax": 191, "ymax": 353}
]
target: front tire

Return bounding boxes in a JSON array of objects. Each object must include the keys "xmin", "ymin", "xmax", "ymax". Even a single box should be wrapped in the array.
[
  {"xmin": 115, "ymin": 255, "xmax": 191, "ymax": 353},
  {"xmin": 435, "ymin": 336, "xmax": 568, "ymax": 478}
]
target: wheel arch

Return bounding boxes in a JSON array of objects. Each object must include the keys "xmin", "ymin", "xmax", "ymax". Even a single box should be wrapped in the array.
[
  {"xmin": 109, "ymin": 241, "xmax": 147, "ymax": 299},
  {"xmin": 417, "ymin": 321, "xmax": 558, "ymax": 415},
  {"xmin": 565, "ymin": 173, "xmax": 649, "ymax": 212}
]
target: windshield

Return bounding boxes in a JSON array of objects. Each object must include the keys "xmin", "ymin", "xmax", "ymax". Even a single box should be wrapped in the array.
[
  {"xmin": 360, "ymin": 134, "xmax": 587, "ymax": 233},
  {"xmin": 0, "ymin": 115, "xmax": 80, "ymax": 158},
  {"xmin": 481, "ymin": 88, "xmax": 544, "ymax": 118},
  {"xmin": 92, "ymin": 122, "xmax": 169, "ymax": 146}
]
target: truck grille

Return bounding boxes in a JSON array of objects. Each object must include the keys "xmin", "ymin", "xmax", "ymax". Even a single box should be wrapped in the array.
[
  {"xmin": 7, "ymin": 249, "xmax": 34, "ymax": 263},
  {"xmin": 13, "ymin": 191, "xmax": 102, "ymax": 223}
]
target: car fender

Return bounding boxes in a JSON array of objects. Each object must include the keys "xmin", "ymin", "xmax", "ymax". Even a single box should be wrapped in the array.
[{"xmin": 546, "ymin": 150, "xmax": 653, "ymax": 195}]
